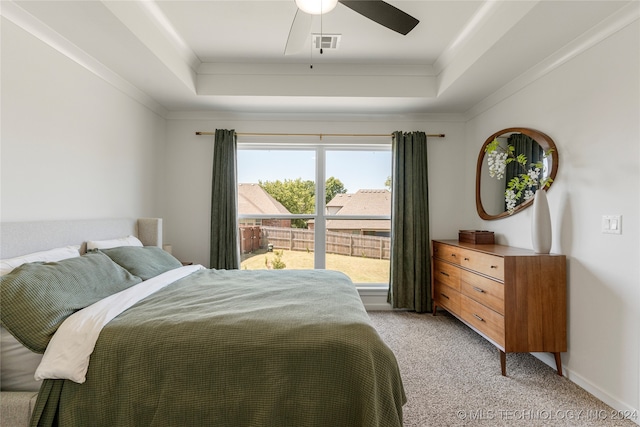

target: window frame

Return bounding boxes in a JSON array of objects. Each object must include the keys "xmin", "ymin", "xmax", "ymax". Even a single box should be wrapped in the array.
[{"xmin": 237, "ymin": 140, "xmax": 392, "ymax": 286}]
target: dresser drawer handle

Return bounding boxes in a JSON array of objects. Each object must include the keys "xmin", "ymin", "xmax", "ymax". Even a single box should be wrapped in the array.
[
  {"xmin": 451, "ymin": 254, "xmax": 457, "ymax": 258},
  {"xmin": 473, "ymin": 313, "xmax": 485, "ymax": 322},
  {"xmin": 473, "ymin": 286, "xmax": 485, "ymax": 293},
  {"xmin": 464, "ymin": 257, "xmax": 470, "ymax": 261},
  {"xmin": 490, "ymin": 265, "xmax": 499, "ymax": 269},
  {"xmin": 440, "ymin": 293, "xmax": 450, "ymax": 300},
  {"xmin": 440, "ymin": 271, "xmax": 450, "ymax": 277}
]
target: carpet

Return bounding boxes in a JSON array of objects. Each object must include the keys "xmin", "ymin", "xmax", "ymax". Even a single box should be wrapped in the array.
[{"xmin": 368, "ymin": 311, "xmax": 637, "ymax": 426}]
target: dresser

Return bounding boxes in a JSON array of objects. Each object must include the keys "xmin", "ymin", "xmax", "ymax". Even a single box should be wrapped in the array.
[{"xmin": 432, "ymin": 240, "xmax": 566, "ymax": 376}]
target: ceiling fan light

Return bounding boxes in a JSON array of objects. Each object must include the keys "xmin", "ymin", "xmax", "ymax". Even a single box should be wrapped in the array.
[{"xmin": 295, "ymin": 0, "xmax": 338, "ymax": 15}]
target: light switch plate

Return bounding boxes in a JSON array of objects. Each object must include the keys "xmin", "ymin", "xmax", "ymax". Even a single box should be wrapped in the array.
[{"xmin": 602, "ymin": 215, "xmax": 622, "ymax": 234}]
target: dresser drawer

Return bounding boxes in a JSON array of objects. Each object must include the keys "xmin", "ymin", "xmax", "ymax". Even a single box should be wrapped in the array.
[
  {"xmin": 434, "ymin": 282, "xmax": 460, "ymax": 316},
  {"xmin": 460, "ymin": 270, "xmax": 505, "ymax": 315},
  {"xmin": 433, "ymin": 259, "xmax": 460, "ymax": 291},
  {"xmin": 460, "ymin": 295, "xmax": 505, "ymax": 347},
  {"xmin": 431, "ymin": 239, "xmax": 567, "ymax": 377},
  {"xmin": 433, "ymin": 242, "xmax": 461, "ymax": 264},
  {"xmin": 459, "ymin": 249, "xmax": 504, "ymax": 281}
]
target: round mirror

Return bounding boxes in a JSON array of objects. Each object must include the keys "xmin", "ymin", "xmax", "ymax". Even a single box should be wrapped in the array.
[{"xmin": 476, "ymin": 127, "xmax": 558, "ymax": 220}]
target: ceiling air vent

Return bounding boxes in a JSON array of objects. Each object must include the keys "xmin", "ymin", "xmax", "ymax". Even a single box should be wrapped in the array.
[{"xmin": 312, "ymin": 34, "xmax": 341, "ymax": 50}]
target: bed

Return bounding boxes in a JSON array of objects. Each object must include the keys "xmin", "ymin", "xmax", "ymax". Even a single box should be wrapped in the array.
[{"xmin": 0, "ymin": 218, "xmax": 405, "ymax": 427}]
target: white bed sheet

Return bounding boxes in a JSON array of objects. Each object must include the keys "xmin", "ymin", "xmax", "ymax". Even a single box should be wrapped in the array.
[{"xmin": 35, "ymin": 265, "xmax": 204, "ymax": 384}]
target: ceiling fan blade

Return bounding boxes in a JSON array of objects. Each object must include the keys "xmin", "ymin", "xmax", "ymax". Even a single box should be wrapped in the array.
[
  {"xmin": 285, "ymin": 9, "xmax": 313, "ymax": 55},
  {"xmin": 339, "ymin": 0, "xmax": 419, "ymax": 35}
]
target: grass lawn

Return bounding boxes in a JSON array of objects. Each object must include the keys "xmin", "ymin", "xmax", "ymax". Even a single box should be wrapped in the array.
[{"xmin": 241, "ymin": 249, "xmax": 390, "ymax": 284}]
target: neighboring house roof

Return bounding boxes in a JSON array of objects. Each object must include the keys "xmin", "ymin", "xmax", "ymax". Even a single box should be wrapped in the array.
[
  {"xmin": 326, "ymin": 194, "xmax": 348, "ymax": 208},
  {"xmin": 238, "ymin": 184, "xmax": 291, "ymax": 215},
  {"xmin": 327, "ymin": 189, "xmax": 391, "ymax": 215},
  {"xmin": 326, "ymin": 189, "xmax": 391, "ymax": 231}
]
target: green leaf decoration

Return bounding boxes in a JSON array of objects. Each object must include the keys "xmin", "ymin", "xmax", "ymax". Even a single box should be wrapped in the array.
[{"xmin": 486, "ymin": 137, "xmax": 553, "ymax": 214}]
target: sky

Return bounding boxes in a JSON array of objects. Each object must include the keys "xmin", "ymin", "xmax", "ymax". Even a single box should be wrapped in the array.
[{"xmin": 237, "ymin": 149, "xmax": 391, "ymax": 193}]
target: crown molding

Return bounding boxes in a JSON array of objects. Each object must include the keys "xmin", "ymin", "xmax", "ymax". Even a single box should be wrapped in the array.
[
  {"xmin": 464, "ymin": 1, "xmax": 640, "ymax": 121},
  {"xmin": 102, "ymin": 0, "xmax": 199, "ymax": 93},
  {"xmin": 165, "ymin": 109, "xmax": 466, "ymax": 123},
  {"xmin": 2, "ymin": 0, "xmax": 169, "ymax": 118},
  {"xmin": 198, "ymin": 62, "xmax": 435, "ymax": 77}
]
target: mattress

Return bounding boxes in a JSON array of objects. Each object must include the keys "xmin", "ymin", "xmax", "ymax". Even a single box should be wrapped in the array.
[{"xmin": 1, "ymin": 245, "xmax": 405, "ymax": 427}]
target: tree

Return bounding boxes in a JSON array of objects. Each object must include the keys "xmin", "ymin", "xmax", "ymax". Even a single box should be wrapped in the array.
[
  {"xmin": 259, "ymin": 178, "xmax": 315, "ymax": 228},
  {"xmin": 385, "ymin": 176, "xmax": 392, "ymax": 191},
  {"xmin": 260, "ymin": 177, "xmax": 348, "ymax": 228},
  {"xmin": 325, "ymin": 176, "xmax": 347, "ymax": 204}
]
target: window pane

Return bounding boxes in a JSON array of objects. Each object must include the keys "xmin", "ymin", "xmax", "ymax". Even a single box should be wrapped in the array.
[
  {"xmin": 325, "ymin": 150, "xmax": 391, "ymax": 213},
  {"xmin": 237, "ymin": 150, "xmax": 316, "ymax": 218},
  {"xmin": 240, "ymin": 222, "xmax": 314, "ymax": 270},
  {"xmin": 237, "ymin": 146, "xmax": 392, "ymax": 284},
  {"xmin": 325, "ymin": 229, "xmax": 391, "ymax": 283},
  {"xmin": 325, "ymin": 150, "xmax": 391, "ymax": 283},
  {"xmin": 238, "ymin": 150, "xmax": 315, "ymax": 270}
]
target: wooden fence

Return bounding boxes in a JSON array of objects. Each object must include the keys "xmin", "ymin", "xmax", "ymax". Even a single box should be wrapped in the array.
[{"xmin": 251, "ymin": 226, "xmax": 391, "ymax": 260}]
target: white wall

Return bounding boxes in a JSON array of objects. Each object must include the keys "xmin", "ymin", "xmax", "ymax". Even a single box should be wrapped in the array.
[
  {"xmin": 162, "ymin": 115, "xmax": 470, "ymax": 267},
  {"xmin": 0, "ymin": 17, "xmax": 165, "ymax": 222},
  {"xmin": 3, "ymin": 3, "xmax": 638, "ymax": 421},
  {"xmin": 466, "ymin": 20, "xmax": 639, "ymax": 417}
]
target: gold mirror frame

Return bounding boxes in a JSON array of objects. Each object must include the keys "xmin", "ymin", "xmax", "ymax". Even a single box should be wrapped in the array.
[{"xmin": 475, "ymin": 127, "xmax": 559, "ymax": 220}]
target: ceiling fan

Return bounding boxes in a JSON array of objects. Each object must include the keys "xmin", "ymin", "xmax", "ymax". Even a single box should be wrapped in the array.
[{"xmin": 285, "ymin": 0, "xmax": 419, "ymax": 55}]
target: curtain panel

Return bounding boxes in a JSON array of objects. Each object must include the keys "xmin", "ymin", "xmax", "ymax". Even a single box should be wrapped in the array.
[
  {"xmin": 388, "ymin": 131, "xmax": 431, "ymax": 313},
  {"xmin": 210, "ymin": 129, "xmax": 240, "ymax": 269}
]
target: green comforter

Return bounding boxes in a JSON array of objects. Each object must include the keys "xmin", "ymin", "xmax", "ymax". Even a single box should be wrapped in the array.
[{"xmin": 31, "ymin": 269, "xmax": 405, "ymax": 427}]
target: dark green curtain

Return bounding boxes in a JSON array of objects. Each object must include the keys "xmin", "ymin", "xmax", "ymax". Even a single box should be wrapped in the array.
[
  {"xmin": 210, "ymin": 129, "xmax": 240, "ymax": 269},
  {"xmin": 505, "ymin": 133, "xmax": 544, "ymax": 210},
  {"xmin": 388, "ymin": 131, "xmax": 431, "ymax": 313}
]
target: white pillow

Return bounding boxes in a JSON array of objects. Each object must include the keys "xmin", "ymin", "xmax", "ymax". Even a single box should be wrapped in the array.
[
  {"xmin": 86, "ymin": 235, "xmax": 143, "ymax": 251},
  {"xmin": 0, "ymin": 245, "xmax": 80, "ymax": 276},
  {"xmin": 0, "ymin": 327, "xmax": 42, "ymax": 391}
]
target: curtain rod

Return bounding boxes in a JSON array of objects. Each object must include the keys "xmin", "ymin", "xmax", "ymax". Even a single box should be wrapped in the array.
[{"xmin": 195, "ymin": 131, "xmax": 445, "ymax": 138}]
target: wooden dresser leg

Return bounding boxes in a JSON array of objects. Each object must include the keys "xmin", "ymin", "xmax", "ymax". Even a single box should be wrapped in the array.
[
  {"xmin": 554, "ymin": 352, "xmax": 563, "ymax": 376},
  {"xmin": 432, "ymin": 304, "xmax": 437, "ymax": 316},
  {"xmin": 500, "ymin": 350, "xmax": 506, "ymax": 376}
]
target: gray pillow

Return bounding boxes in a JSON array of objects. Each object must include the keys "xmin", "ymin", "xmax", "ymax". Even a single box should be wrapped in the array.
[
  {"xmin": 100, "ymin": 246, "xmax": 182, "ymax": 281},
  {"xmin": 0, "ymin": 252, "xmax": 142, "ymax": 353}
]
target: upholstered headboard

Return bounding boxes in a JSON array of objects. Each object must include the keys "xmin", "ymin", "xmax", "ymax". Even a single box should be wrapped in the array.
[
  {"xmin": 0, "ymin": 218, "xmax": 162, "ymax": 259},
  {"xmin": 0, "ymin": 218, "xmax": 162, "ymax": 427},
  {"xmin": 0, "ymin": 218, "xmax": 163, "ymax": 427}
]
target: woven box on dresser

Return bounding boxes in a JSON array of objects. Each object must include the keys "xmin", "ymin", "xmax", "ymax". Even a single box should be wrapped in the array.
[{"xmin": 458, "ymin": 230, "xmax": 495, "ymax": 244}]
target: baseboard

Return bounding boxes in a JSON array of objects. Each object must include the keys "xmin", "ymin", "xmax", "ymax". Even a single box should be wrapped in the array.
[
  {"xmin": 363, "ymin": 301, "xmax": 394, "ymax": 311},
  {"xmin": 532, "ymin": 353, "xmax": 639, "ymax": 425},
  {"xmin": 362, "ymin": 299, "xmax": 639, "ymax": 424},
  {"xmin": 357, "ymin": 287, "xmax": 393, "ymax": 311},
  {"xmin": 360, "ymin": 289, "xmax": 639, "ymax": 424}
]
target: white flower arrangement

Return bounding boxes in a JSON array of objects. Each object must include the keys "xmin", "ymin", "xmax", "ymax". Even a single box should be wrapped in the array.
[{"xmin": 485, "ymin": 139, "xmax": 554, "ymax": 214}]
